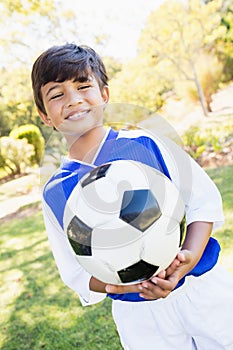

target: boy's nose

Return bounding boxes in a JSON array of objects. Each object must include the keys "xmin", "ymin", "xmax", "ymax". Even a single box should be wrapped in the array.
[{"xmin": 65, "ymin": 91, "xmax": 83, "ymax": 108}]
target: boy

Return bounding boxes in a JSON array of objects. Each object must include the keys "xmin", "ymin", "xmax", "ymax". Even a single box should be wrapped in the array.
[{"xmin": 31, "ymin": 43, "xmax": 233, "ymax": 349}]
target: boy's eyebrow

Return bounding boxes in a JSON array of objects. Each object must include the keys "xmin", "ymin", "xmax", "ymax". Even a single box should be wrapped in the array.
[
  {"xmin": 74, "ymin": 76, "xmax": 93, "ymax": 83},
  {"xmin": 45, "ymin": 77, "xmax": 93, "ymax": 97},
  {"xmin": 45, "ymin": 84, "xmax": 61, "ymax": 97}
]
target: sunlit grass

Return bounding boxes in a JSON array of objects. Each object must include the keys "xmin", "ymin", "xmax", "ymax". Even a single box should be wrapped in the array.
[
  {"xmin": 207, "ymin": 164, "xmax": 233, "ymax": 274},
  {"xmin": 0, "ymin": 211, "xmax": 121, "ymax": 350}
]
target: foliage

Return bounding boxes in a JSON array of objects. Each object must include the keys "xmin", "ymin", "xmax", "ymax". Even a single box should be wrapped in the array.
[
  {"xmin": 0, "ymin": 0, "xmax": 232, "ymax": 136},
  {"xmin": 0, "ymin": 106, "xmax": 12, "ymax": 136},
  {"xmin": 103, "ymin": 56, "xmax": 123, "ymax": 81},
  {"xmin": 0, "ymin": 0, "xmax": 78, "ymax": 84},
  {"xmin": 0, "ymin": 136, "xmax": 35, "ymax": 175},
  {"xmin": 0, "ymin": 0, "xmax": 55, "ymax": 16},
  {"xmin": 109, "ymin": 56, "xmax": 170, "ymax": 112},
  {"xmin": 215, "ymin": 0, "xmax": 233, "ymax": 81},
  {"xmin": 175, "ymin": 54, "xmax": 224, "ymax": 109},
  {"xmin": 10, "ymin": 124, "xmax": 45, "ymax": 165},
  {"xmin": 0, "ymin": 66, "xmax": 45, "ymax": 139},
  {"xmin": 181, "ymin": 117, "xmax": 233, "ymax": 159},
  {"xmin": 137, "ymin": 0, "xmax": 227, "ymax": 115},
  {"xmin": 182, "ymin": 126, "xmax": 219, "ymax": 159},
  {"xmin": 103, "ymin": 102, "xmax": 154, "ymax": 127}
]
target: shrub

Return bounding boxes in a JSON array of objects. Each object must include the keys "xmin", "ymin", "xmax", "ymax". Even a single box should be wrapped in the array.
[
  {"xmin": 0, "ymin": 136, "xmax": 35, "ymax": 175},
  {"xmin": 10, "ymin": 124, "xmax": 44, "ymax": 164},
  {"xmin": 181, "ymin": 118, "xmax": 233, "ymax": 161}
]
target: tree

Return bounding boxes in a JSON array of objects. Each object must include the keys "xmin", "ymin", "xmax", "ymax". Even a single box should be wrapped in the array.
[
  {"xmin": 103, "ymin": 56, "xmax": 123, "ymax": 81},
  {"xmin": 0, "ymin": 66, "xmax": 42, "ymax": 135},
  {"xmin": 215, "ymin": 0, "xmax": 233, "ymax": 81},
  {"xmin": 109, "ymin": 55, "xmax": 171, "ymax": 116},
  {"xmin": 0, "ymin": 0, "xmax": 109, "ymax": 68},
  {"xmin": 138, "ymin": 0, "xmax": 227, "ymax": 115},
  {"xmin": 0, "ymin": 0, "xmax": 58, "ymax": 66}
]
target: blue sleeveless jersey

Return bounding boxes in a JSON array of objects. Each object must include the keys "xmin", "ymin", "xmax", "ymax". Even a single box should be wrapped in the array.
[{"xmin": 43, "ymin": 128, "xmax": 220, "ymax": 302}]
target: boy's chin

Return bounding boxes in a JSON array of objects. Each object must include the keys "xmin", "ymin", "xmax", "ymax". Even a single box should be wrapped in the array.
[{"xmin": 57, "ymin": 121, "xmax": 103, "ymax": 138}]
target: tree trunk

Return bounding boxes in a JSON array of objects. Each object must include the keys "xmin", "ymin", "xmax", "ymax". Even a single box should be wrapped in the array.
[{"xmin": 191, "ymin": 64, "xmax": 209, "ymax": 117}]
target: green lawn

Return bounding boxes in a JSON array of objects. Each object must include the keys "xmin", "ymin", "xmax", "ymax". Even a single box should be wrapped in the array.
[
  {"xmin": 206, "ymin": 164, "xmax": 233, "ymax": 274},
  {"xmin": 0, "ymin": 164, "xmax": 232, "ymax": 350},
  {"xmin": 0, "ymin": 209, "xmax": 122, "ymax": 350}
]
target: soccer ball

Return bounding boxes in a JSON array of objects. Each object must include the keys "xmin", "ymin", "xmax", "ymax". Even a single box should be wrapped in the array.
[{"xmin": 63, "ymin": 160, "xmax": 186, "ymax": 285}]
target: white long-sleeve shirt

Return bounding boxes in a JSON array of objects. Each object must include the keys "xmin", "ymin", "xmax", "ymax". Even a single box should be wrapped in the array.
[{"xmin": 42, "ymin": 128, "xmax": 224, "ymax": 305}]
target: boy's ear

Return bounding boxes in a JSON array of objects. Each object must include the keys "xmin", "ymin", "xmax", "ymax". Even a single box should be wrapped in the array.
[
  {"xmin": 37, "ymin": 109, "xmax": 53, "ymax": 127},
  {"xmin": 102, "ymin": 85, "xmax": 109, "ymax": 104}
]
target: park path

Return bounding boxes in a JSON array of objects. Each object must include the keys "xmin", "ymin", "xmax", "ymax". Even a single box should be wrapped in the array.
[
  {"xmin": 161, "ymin": 83, "xmax": 233, "ymax": 132},
  {"xmin": 0, "ymin": 171, "xmax": 41, "ymax": 219}
]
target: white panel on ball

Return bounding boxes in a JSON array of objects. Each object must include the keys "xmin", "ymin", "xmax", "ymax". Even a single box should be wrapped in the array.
[{"xmin": 63, "ymin": 160, "xmax": 186, "ymax": 285}]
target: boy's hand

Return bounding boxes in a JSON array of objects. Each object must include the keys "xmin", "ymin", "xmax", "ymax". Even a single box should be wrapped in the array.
[
  {"xmin": 138, "ymin": 250, "xmax": 192, "ymax": 300},
  {"xmin": 105, "ymin": 222, "xmax": 212, "ymax": 300},
  {"xmin": 105, "ymin": 250, "xmax": 192, "ymax": 299}
]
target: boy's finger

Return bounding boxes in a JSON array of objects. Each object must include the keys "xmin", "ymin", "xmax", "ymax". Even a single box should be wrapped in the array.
[
  {"xmin": 105, "ymin": 283, "xmax": 141, "ymax": 294},
  {"xmin": 156, "ymin": 269, "xmax": 166, "ymax": 279}
]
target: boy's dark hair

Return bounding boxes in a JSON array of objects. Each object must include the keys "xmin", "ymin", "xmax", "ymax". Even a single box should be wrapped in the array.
[{"xmin": 31, "ymin": 43, "xmax": 108, "ymax": 115}]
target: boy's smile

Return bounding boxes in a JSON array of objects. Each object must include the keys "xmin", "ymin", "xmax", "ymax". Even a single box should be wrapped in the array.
[{"xmin": 65, "ymin": 109, "xmax": 91, "ymax": 121}]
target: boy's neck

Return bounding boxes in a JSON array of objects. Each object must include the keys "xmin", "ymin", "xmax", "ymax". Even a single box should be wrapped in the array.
[{"xmin": 67, "ymin": 126, "xmax": 107, "ymax": 163}]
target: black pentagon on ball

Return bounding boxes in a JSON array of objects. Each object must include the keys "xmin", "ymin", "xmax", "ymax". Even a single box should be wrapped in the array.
[
  {"xmin": 81, "ymin": 163, "xmax": 111, "ymax": 188},
  {"xmin": 67, "ymin": 216, "xmax": 92, "ymax": 256},
  {"xmin": 120, "ymin": 189, "xmax": 162, "ymax": 232},
  {"xmin": 118, "ymin": 260, "xmax": 159, "ymax": 283}
]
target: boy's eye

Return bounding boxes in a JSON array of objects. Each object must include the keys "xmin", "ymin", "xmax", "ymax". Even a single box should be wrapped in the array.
[
  {"xmin": 78, "ymin": 84, "xmax": 91, "ymax": 90},
  {"xmin": 50, "ymin": 93, "xmax": 63, "ymax": 100}
]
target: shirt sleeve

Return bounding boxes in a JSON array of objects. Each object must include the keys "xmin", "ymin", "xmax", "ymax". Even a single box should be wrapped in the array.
[
  {"xmin": 152, "ymin": 135, "xmax": 224, "ymax": 230},
  {"xmin": 42, "ymin": 201, "xmax": 106, "ymax": 306}
]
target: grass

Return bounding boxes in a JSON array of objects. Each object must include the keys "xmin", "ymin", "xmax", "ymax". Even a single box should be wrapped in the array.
[
  {"xmin": 206, "ymin": 164, "xmax": 233, "ymax": 274},
  {"xmin": 0, "ymin": 211, "xmax": 122, "ymax": 350},
  {"xmin": 0, "ymin": 164, "xmax": 232, "ymax": 349}
]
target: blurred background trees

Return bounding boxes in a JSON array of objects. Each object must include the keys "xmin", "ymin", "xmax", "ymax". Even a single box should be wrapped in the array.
[
  {"xmin": 0, "ymin": 0, "xmax": 232, "ymax": 179},
  {"xmin": 110, "ymin": 0, "xmax": 233, "ymax": 115}
]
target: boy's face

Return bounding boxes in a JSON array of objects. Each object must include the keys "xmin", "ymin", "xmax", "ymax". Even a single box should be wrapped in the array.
[{"xmin": 38, "ymin": 75, "xmax": 109, "ymax": 137}]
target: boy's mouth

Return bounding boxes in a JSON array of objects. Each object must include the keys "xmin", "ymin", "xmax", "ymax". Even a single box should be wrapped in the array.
[{"xmin": 66, "ymin": 109, "xmax": 90, "ymax": 121}]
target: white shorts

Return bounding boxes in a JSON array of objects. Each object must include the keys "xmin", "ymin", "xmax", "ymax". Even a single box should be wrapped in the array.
[{"xmin": 112, "ymin": 264, "xmax": 233, "ymax": 350}]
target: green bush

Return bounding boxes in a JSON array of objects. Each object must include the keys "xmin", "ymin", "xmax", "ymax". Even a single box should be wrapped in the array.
[
  {"xmin": 0, "ymin": 136, "xmax": 35, "ymax": 175},
  {"xmin": 181, "ymin": 116, "xmax": 233, "ymax": 160},
  {"xmin": 182, "ymin": 125, "xmax": 222, "ymax": 159},
  {"xmin": 10, "ymin": 124, "xmax": 44, "ymax": 164}
]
